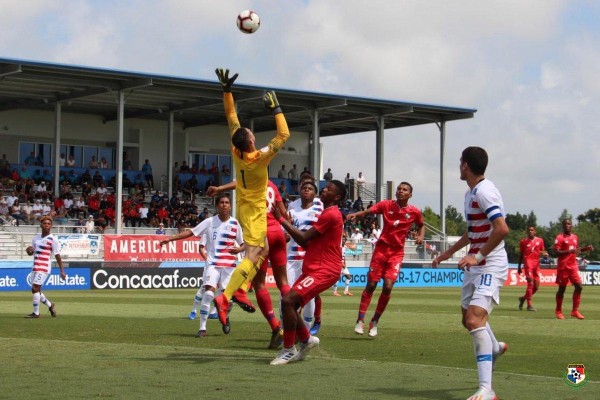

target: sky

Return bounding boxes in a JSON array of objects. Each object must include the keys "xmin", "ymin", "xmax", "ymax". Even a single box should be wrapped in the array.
[{"xmin": 1, "ymin": 0, "xmax": 599, "ymax": 225}]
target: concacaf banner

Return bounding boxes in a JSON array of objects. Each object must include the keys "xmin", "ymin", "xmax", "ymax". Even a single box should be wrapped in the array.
[
  {"xmin": 103, "ymin": 235, "xmax": 204, "ymax": 262},
  {"xmin": 57, "ymin": 234, "xmax": 101, "ymax": 257}
]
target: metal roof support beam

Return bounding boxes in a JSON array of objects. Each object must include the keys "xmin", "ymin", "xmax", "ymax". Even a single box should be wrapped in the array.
[
  {"xmin": 0, "ymin": 64, "xmax": 22, "ymax": 78},
  {"xmin": 53, "ymin": 102, "xmax": 62, "ymax": 196},
  {"xmin": 167, "ymin": 112, "xmax": 174, "ymax": 200},
  {"xmin": 376, "ymin": 116, "xmax": 385, "ymax": 203},
  {"xmin": 120, "ymin": 78, "xmax": 153, "ymax": 90},
  {"xmin": 438, "ymin": 121, "xmax": 446, "ymax": 245},
  {"xmin": 309, "ymin": 109, "xmax": 320, "ymax": 181},
  {"xmin": 115, "ymin": 90, "xmax": 125, "ymax": 234}
]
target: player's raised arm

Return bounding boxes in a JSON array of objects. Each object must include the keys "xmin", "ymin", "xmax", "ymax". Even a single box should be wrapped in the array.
[
  {"xmin": 262, "ymin": 90, "xmax": 290, "ymax": 155},
  {"xmin": 215, "ymin": 68, "xmax": 241, "ymax": 136}
]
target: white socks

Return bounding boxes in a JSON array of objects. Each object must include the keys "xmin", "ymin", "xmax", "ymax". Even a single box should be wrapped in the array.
[
  {"xmin": 199, "ymin": 290, "xmax": 214, "ymax": 331},
  {"xmin": 470, "ymin": 327, "xmax": 493, "ymax": 391}
]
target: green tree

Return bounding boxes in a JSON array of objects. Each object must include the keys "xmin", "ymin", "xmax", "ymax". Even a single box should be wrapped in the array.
[{"xmin": 445, "ymin": 205, "xmax": 466, "ymax": 236}]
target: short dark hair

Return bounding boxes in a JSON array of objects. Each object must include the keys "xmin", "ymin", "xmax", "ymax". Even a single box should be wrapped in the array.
[
  {"xmin": 399, "ymin": 181, "xmax": 413, "ymax": 193},
  {"xmin": 215, "ymin": 193, "xmax": 230, "ymax": 204},
  {"xmin": 330, "ymin": 179, "xmax": 347, "ymax": 201},
  {"xmin": 232, "ymin": 128, "xmax": 251, "ymax": 153},
  {"xmin": 461, "ymin": 146, "xmax": 488, "ymax": 175}
]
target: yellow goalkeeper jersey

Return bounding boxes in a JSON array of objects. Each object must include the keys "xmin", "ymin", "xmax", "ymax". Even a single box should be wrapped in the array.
[{"xmin": 224, "ymin": 92, "xmax": 290, "ymax": 208}]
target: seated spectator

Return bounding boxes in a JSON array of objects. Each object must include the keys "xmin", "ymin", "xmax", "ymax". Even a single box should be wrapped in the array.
[
  {"xmin": 36, "ymin": 181, "xmax": 48, "ymax": 194},
  {"xmin": 65, "ymin": 170, "xmax": 77, "ymax": 185},
  {"xmin": 92, "ymin": 171, "xmax": 104, "ymax": 188},
  {"xmin": 96, "ymin": 183, "xmax": 108, "ymax": 196},
  {"xmin": 151, "ymin": 190, "xmax": 162, "ymax": 205},
  {"xmin": 133, "ymin": 173, "xmax": 145, "ymax": 187},
  {"xmin": 199, "ymin": 164, "xmax": 208, "ymax": 174},
  {"xmin": 59, "ymin": 153, "xmax": 66, "ymax": 167},
  {"xmin": 89, "ymin": 156, "xmax": 99, "ymax": 169},
  {"xmin": 53, "ymin": 205, "xmax": 68, "ymax": 226},
  {"xmin": 66, "ymin": 154, "xmax": 76, "ymax": 167},
  {"xmin": 79, "ymin": 170, "xmax": 92, "ymax": 186},
  {"xmin": 22, "ymin": 201, "xmax": 34, "ymax": 225},
  {"xmin": 99, "ymin": 157, "xmax": 109, "ymax": 169},
  {"xmin": 104, "ymin": 206, "xmax": 116, "ymax": 227},
  {"xmin": 179, "ymin": 161, "xmax": 190, "ymax": 173},
  {"xmin": 124, "ymin": 204, "xmax": 139, "ymax": 227},
  {"xmin": 73, "ymin": 216, "xmax": 86, "ymax": 233},
  {"xmin": 353, "ymin": 196, "xmax": 364, "ymax": 211},
  {"xmin": 0, "ymin": 199, "xmax": 11, "ymax": 224},
  {"xmin": 87, "ymin": 195, "xmax": 100, "ymax": 215},
  {"xmin": 85, "ymin": 215, "xmax": 95, "ymax": 233},
  {"xmin": 190, "ymin": 163, "xmax": 199, "ymax": 174},
  {"xmin": 221, "ymin": 164, "xmax": 230, "ymax": 176},
  {"xmin": 81, "ymin": 183, "xmax": 93, "ymax": 200},
  {"xmin": 32, "ymin": 169, "xmax": 43, "ymax": 184},
  {"xmin": 32, "ymin": 199, "xmax": 44, "ymax": 221},
  {"xmin": 43, "ymin": 169, "xmax": 52, "ymax": 183},
  {"xmin": 204, "ymin": 177, "xmax": 215, "ymax": 193},
  {"xmin": 20, "ymin": 166, "xmax": 31, "ymax": 181},
  {"xmin": 24, "ymin": 151, "xmax": 37, "ymax": 165},
  {"xmin": 208, "ymin": 162, "xmax": 218, "ymax": 174},
  {"xmin": 42, "ymin": 200, "xmax": 52, "ymax": 216},
  {"xmin": 0, "ymin": 164, "xmax": 13, "ymax": 186},
  {"xmin": 123, "ymin": 154, "xmax": 133, "ymax": 170},
  {"xmin": 199, "ymin": 207, "xmax": 211, "ymax": 221},
  {"xmin": 63, "ymin": 195, "xmax": 74, "ymax": 216},
  {"xmin": 156, "ymin": 223, "xmax": 166, "ymax": 235},
  {"xmin": 6, "ymin": 191, "xmax": 18, "ymax": 208},
  {"xmin": 278, "ymin": 181, "xmax": 288, "ymax": 199},
  {"xmin": 122, "ymin": 174, "xmax": 132, "ymax": 189},
  {"xmin": 138, "ymin": 202, "xmax": 149, "ymax": 227},
  {"xmin": 182, "ymin": 176, "xmax": 198, "ymax": 201},
  {"xmin": 157, "ymin": 206, "xmax": 169, "ymax": 226}
]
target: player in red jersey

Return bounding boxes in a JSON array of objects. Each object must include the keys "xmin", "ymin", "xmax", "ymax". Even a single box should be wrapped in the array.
[
  {"xmin": 517, "ymin": 226, "xmax": 547, "ymax": 311},
  {"xmin": 554, "ymin": 218, "xmax": 593, "ymax": 320},
  {"xmin": 347, "ymin": 182, "xmax": 424, "ymax": 337},
  {"xmin": 270, "ymin": 180, "xmax": 346, "ymax": 365}
]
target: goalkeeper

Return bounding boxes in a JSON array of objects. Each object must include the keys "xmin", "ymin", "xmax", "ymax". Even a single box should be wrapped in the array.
[{"xmin": 212, "ymin": 68, "xmax": 290, "ymax": 331}]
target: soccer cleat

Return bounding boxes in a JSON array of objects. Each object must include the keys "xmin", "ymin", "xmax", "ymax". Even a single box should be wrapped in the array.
[
  {"xmin": 343, "ymin": 291, "xmax": 353, "ymax": 296},
  {"xmin": 332, "ymin": 291, "xmax": 341, "ymax": 297},
  {"xmin": 466, "ymin": 387, "xmax": 497, "ymax": 400},
  {"xmin": 270, "ymin": 346, "xmax": 298, "ymax": 365},
  {"xmin": 268, "ymin": 328, "xmax": 283, "ymax": 350},
  {"xmin": 222, "ymin": 317, "xmax": 231, "ymax": 334},
  {"xmin": 571, "ymin": 310, "xmax": 585, "ymax": 320},
  {"xmin": 518, "ymin": 296, "xmax": 525, "ymax": 311},
  {"xmin": 368, "ymin": 321, "xmax": 378, "ymax": 337},
  {"xmin": 208, "ymin": 312, "xmax": 218, "ymax": 320},
  {"xmin": 527, "ymin": 305, "xmax": 536, "ymax": 311},
  {"xmin": 26, "ymin": 313, "xmax": 40, "ymax": 319},
  {"xmin": 294, "ymin": 335, "xmax": 320, "ymax": 361},
  {"xmin": 354, "ymin": 320, "xmax": 364, "ymax": 335},
  {"xmin": 49, "ymin": 303, "xmax": 57, "ymax": 317},
  {"xmin": 555, "ymin": 310, "xmax": 565, "ymax": 319},
  {"xmin": 231, "ymin": 295, "xmax": 256, "ymax": 313},
  {"xmin": 213, "ymin": 295, "xmax": 230, "ymax": 328},
  {"xmin": 188, "ymin": 310, "xmax": 197, "ymax": 320},
  {"xmin": 492, "ymin": 342, "xmax": 508, "ymax": 371},
  {"xmin": 309, "ymin": 321, "xmax": 321, "ymax": 336},
  {"xmin": 195, "ymin": 330, "xmax": 207, "ymax": 338}
]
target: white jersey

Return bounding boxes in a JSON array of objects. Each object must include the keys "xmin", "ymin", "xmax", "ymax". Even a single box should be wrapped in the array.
[
  {"xmin": 191, "ymin": 215, "xmax": 243, "ymax": 268},
  {"xmin": 287, "ymin": 198, "xmax": 324, "ymax": 261},
  {"xmin": 31, "ymin": 233, "xmax": 61, "ymax": 274},
  {"xmin": 463, "ymin": 178, "xmax": 508, "ymax": 276}
]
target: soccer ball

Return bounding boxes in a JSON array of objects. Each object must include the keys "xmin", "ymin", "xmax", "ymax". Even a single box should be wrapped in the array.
[{"xmin": 236, "ymin": 10, "xmax": 260, "ymax": 34}]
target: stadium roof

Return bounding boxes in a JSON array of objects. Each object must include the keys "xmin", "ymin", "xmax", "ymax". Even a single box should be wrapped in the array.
[{"xmin": 0, "ymin": 57, "xmax": 476, "ymax": 137}]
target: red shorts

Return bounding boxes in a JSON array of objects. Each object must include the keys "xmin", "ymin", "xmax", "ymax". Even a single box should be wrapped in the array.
[
  {"xmin": 368, "ymin": 242, "xmax": 404, "ymax": 282},
  {"xmin": 555, "ymin": 267, "xmax": 581, "ymax": 286},
  {"xmin": 292, "ymin": 267, "xmax": 340, "ymax": 306},
  {"xmin": 260, "ymin": 226, "xmax": 287, "ymax": 271},
  {"xmin": 523, "ymin": 264, "xmax": 540, "ymax": 281}
]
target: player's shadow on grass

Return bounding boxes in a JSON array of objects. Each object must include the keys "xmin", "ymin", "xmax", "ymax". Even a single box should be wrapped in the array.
[
  {"xmin": 138, "ymin": 352, "xmax": 269, "ymax": 365},
  {"xmin": 368, "ymin": 386, "xmax": 472, "ymax": 400}
]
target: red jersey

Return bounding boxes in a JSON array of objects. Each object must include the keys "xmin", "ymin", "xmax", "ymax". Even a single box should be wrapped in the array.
[
  {"xmin": 519, "ymin": 237, "xmax": 545, "ymax": 268},
  {"xmin": 555, "ymin": 232, "xmax": 578, "ymax": 269},
  {"xmin": 369, "ymin": 200, "xmax": 423, "ymax": 248},
  {"xmin": 266, "ymin": 180, "xmax": 282, "ymax": 229},
  {"xmin": 302, "ymin": 205, "xmax": 343, "ymax": 274}
]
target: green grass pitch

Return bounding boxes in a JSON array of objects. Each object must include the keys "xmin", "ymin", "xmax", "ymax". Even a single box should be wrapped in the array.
[{"xmin": 1, "ymin": 286, "xmax": 598, "ymax": 399}]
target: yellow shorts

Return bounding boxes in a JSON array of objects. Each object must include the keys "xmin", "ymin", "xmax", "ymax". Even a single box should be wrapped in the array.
[{"xmin": 237, "ymin": 202, "xmax": 266, "ymax": 247}]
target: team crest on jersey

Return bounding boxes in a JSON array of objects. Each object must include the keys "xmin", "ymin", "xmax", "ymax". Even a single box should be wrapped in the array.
[
  {"xmin": 564, "ymin": 364, "xmax": 587, "ymax": 388},
  {"xmin": 404, "ymin": 213, "xmax": 410, "ymax": 219}
]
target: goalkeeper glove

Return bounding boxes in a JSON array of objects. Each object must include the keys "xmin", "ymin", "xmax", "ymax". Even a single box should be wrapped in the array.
[
  {"xmin": 517, "ymin": 265, "xmax": 522, "ymax": 275},
  {"xmin": 215, "ymin": 68, "xmax": 238, "ymax": 93},
  {"xmin": 263, "ymin": 90, "xmax": 282, "ymax": 115}
]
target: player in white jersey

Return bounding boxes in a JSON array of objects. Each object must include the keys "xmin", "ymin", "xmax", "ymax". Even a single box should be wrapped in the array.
[
  {"xmin": 161, "ymin": 194, "xmax": 243, "ymax": 337},
  {"xmin": 287, "ymin": 180, "xmax": 324, "ymax": 330},
  {"xmin": 432, "ymin": 147, "xmax": 509, "ymax": 400},
  {"xmin": 25, "ymin": 216, "xmax": 66, "ymax": 318}
]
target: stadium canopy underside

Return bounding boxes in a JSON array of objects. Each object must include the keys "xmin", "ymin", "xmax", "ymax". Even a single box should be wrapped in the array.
[{"xmin": 0, "ymin": 57, "xmax": 477, "ymax": 236}]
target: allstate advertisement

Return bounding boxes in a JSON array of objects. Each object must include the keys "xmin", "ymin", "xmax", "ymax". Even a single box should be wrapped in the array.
[{"xmin": 0, "ymin": 268, "xmax": 91, "ymax": 292}]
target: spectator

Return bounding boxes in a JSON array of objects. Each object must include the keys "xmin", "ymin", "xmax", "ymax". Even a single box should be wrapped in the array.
[
  {"xmin": 300, "ymin": 166, "xmax": 311, "ymax": 180},
  {"xmin": 278, "ymin": 181, "xmax": 288, "ymax": 199},
  {"xmin": 199, "ymin": 207, "xmax": 210, "ymax": 221},
  {"xmin": 0, "ymin": 154, "xmax": 10, "ymax": 170},
  {"xmin": 6, "ymin": 191, "xmax": 18, "ymax": 208},
  {"xmin": 221, "ymin": 164, "xmax": 230, "ymax": 175},
  {"xmin": 96, "ymin": 182, "xmax": 108, "ymax": 196},
  {"xmin": 350, "ymin": 227, "xmax": 364, "ymax": 244},
  {"xmin": 99, "ymin": 157, "xmax": 109, "ymax": 169},
  {"xmin": 20, "ymin": 166, "xmax": 31, "ymax": 181},
  {"xmin": 277, "ymin": 164, "xmax": 287, "ymax": 179},
  {"xmin": 24, "ymin": 151, "xmax": 36, "ymax": 165},
  {"xmin": 323, "ymin": 168, "xmax": 333, "ymax": 181},
  {"xmin": 42, "ymin": 200, "xmax": 52, "ymax": 216},
  {"xmin": 22, "ymin": 201, "xmax": 34, "ymax": 225},
  {"xmin": 0, "ymin": 199, "xmax": 10, "ymax": 224},
  {"xmin": 179, "ymin": 160, "xmax": 190, "ymax": 172},
  {"xmin": 141, "ymin": 159, "xmax": 154, "ymax": 190},
  {"xmin": 356, "ymin": 172, "xmax": 366, "ymax": 196},
  {"xmin": 59, "ymin": 153, "xmax": 66, "ymax": 167},
  {"xmin": 85, "ymin": 215, "xmax": 95, "ymax": 233},
  {"xmin": 204, "ymin": 176, "xmax": 215, "ymax": 193},
  {"xmin": 36, "ymin": 181, "xmax": 48, "ymax": 194},
  {"xmin": 123, "ymin": 154, "xmax": 132, "ymax": 170},
  {"xmin": 208, "ymin": 162, "xmax": 219, "ymax": 174},
  {"xmin": 353, "ymin": 196, "xmax": 364, "ymax": 211},
  {"xmin": 199, "ymin": 164, "xmax": 208, "ymax": 174},
  {"xmin": 92, "ymin": 171, "xmax": 104, "ymax": 188},
  {"xmin": 79, "ymin": 170, "xmax": 92, "ymax": 186},
  {"xmin": 288, "ymin": 164, "xmax": 299, "ymax": 191},
  {"xmin": 138, "ymin": 202, "xmax": 149, "ymax": 227},
  {"xmin": 71, "ymin": 197, "xmax": 87, "ymax": 218},
  {"xmin": 89, "ymin": 156, "xmax": 99, "ymax": 169},
  {"xmin": 66, "ymin": 154, "xmax": 76, "ymax": 167},
  {"xmin": 156, "ymin": 206, "xmax": 170, "ymax": 227},
  {"xmin": 156, "ymin": 223, "xmax": 166, "ymax": 235},
  {"xmin": 73, "ymin": 216, "xmax": 86, "ymax": 233},
  {"xmin": 182, "ymin": 176, "xmax": 198, "ymax": 201},
  {"xmin": 32, "ymin": 199, "xmax": 43, "ymax": 221}
]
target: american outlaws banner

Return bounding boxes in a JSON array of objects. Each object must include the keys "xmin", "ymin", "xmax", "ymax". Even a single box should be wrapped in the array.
[{"xmin": 103, "ymin": 235, "xmax": 204, "ymax": 262}]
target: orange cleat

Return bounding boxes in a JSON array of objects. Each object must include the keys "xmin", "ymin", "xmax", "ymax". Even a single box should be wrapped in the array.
[
  {"xmin": 332, "ymin": 292, "xmax": 341, "ymax": 297},
  {"xmin": 213, "ymin": 295, "xmax": 230, "ymax": 328},
  {"xmin": 570, "ymin": 310, "xmax": 585, "ymax": 320},
  {"xmin": 555, "ymin": 310, "xmax": 565, "ymax": 319}
]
